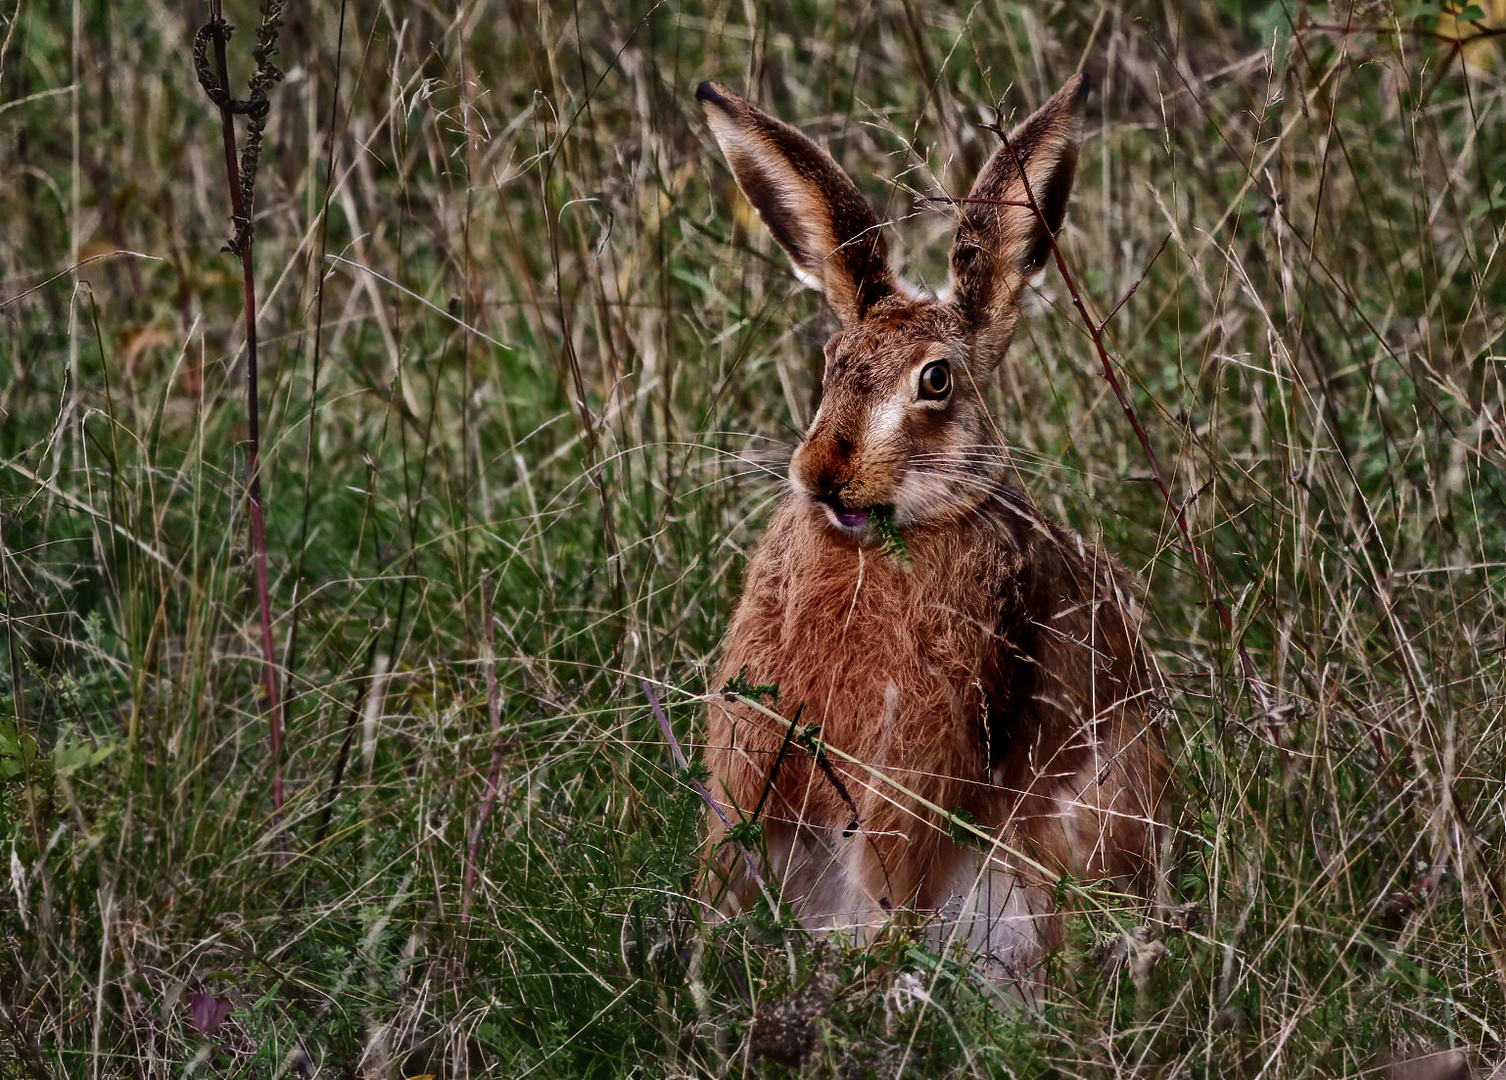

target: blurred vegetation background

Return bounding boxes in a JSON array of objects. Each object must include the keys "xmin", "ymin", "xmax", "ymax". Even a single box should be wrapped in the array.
[{"xmin": 1, "ymin": 0, "xmax": 1504, "ymax": 1075}]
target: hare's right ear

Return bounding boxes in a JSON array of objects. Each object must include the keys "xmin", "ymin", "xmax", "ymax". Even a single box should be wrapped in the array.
[
  {"xmin": 949, "ymin": 74, "xmax": 1089, "ymax": 361},
  {"xmin": 697, "ymin": 82, "xmax": 895, "ymax": 325}
]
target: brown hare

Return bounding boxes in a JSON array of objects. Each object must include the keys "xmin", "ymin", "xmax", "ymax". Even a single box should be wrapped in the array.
[{"xmin": 697, "ymin": 73, "xmax": 1170, "ymax": 975}]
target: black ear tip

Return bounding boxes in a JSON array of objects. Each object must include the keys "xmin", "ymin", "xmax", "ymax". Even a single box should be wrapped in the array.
[
  {"xmin": 696, "ymin": 81, "xmax": 725, "ymax": 106},
  {"xmin": 1067, "ymin": 71, "xmax": 1093, "ymax": 105}
]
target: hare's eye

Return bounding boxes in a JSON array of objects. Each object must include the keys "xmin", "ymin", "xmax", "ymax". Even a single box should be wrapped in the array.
[{"xmin": 918, "ymin": 361, "xmax": 951, "ymax": 401}]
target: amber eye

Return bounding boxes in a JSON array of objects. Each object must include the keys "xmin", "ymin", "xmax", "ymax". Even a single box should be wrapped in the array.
[{"xmin": 918, "ymin": 361, "xmax": 951, "ymax": 401}]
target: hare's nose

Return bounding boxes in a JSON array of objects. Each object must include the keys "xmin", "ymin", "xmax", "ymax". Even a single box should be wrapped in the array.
[
  {"xmin": 807, "ymin": 454, "xmax": 854, "ymax": 502},
  {"xmin": 813, "ymin": 470, "xmax": 849, "ymax": 500},
  {"xmin": 793, "ymin": 422, "xmax": 858, "ymax": 499}
]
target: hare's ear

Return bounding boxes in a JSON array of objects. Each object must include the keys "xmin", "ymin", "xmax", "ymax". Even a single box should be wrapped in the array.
[
  {"xmin": 949, "ymin": 74, "xmax": 1088, "ymax": 357},
  {"xmin": 697, "ymin": 82, "xmax": 895, "ymax": 325}
]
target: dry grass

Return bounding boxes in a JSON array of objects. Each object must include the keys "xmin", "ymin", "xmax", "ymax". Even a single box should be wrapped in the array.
[{"xmin": 1, "ymin": 0, "xmax": 1504, "ymax": 1076}]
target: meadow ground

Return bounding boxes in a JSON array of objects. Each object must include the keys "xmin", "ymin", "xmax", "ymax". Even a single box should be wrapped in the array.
[{"xmin": 1, "ymin": 0, "xmax": 1504, "ymax": 1076}]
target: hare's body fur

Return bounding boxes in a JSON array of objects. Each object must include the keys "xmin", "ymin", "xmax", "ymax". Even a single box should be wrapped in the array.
[
  {"xmin": 695, "ymin": 74, "xmax": 1171, "ymax": 970},
  {"xmin": 707, "ymin": 484, "xmax": 1166, "ymax": 966}
]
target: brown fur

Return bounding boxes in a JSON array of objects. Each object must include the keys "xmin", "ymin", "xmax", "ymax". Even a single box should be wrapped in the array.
[{"xmin": 696, "ymin": 73, "xmax": 1171, "ymax": 969}]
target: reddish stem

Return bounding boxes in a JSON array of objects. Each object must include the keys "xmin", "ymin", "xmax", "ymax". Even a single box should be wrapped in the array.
[
  {"xmin": 208, "ymin": 2, "xmax": 284, "ymax": 814},
  {"xmin": 998, "ymin": 124, "xmax": 1280, "ymax": 743}
]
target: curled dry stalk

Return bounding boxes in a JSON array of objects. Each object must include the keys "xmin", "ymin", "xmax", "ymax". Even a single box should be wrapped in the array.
[{"xmin": 193, "ymin": 0, "xmax": 288, "ymax": 819}]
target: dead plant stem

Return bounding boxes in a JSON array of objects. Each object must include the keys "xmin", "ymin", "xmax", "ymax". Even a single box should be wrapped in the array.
[{"xmin": 202, "ymin": 1, "xmax": 284, "ymax": 818}]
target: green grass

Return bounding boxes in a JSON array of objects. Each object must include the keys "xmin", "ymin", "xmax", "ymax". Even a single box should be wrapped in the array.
[{"xmin": 2, "ymin": 0, "xmax": 1504, "ymax": 1076}]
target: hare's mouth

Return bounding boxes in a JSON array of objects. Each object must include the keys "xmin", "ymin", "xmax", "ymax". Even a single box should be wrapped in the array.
[{"xmin": 817, "ymin": 497, "xmax": 883, "ymax": 534}]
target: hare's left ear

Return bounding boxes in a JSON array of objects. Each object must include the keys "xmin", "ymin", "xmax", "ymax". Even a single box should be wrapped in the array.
[
  {"xmin": 697, "ymin": 81, "xmax": 896, "ymax": 325},
  {"xmin": 949, "ymin": 74, "xmax": 1088, "ymax": 360}
]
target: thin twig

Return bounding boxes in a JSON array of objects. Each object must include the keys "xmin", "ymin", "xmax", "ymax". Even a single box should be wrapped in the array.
[
  {"xmin": 284, "ymin": 0, "xmax": 349, "ymax": 744},
  {"xmin": 794, "ymin": 725, "xmax": 861, "ymax": 837},
  {"xmin": 313, "ymin": 635, "xmax": 379, "ymax": 847},
  {"xmin": 1301, "ymin": 17, "xmax": 1506, "ymax": 45},
  {"xmin": 462, "ymin": 573, "xmax": 510, "ymax": 924},
  {"xmin": 996, "ymin": 118, "xmax": 1281, "ymax": 742},
  {"xmin": 642, "ymin": 680, "xmax": 768, "ymax": 899},
  {"xmin": 917, "ymin": 194, "xmax": 1035, "ymax": 209},
  {"xmin": 0, "ymin": 250, "xmax": 165, "ymax": 311},
  {"xmin": 0, "ymin": 511, "xmax": 46, "ymax": 889},
  {"xmin": 0, "ymin": 977, "xmax": 49, "ymax": 1080},
  {"xmin": 744, "ymin": 703, "xmax": 800, "ymax": 830},
  {"xmin": 1102, "ymin": 232, "xmax": 1170, "ymax": 329}
]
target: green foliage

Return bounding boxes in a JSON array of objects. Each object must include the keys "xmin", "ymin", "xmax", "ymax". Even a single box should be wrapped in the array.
[
  {"xmin": 1, "ymin": 0, "xmax": 1504, "ymax": 1076},
  {"xmin": 0, "ymin": 718, "xmax": 38, "ymax": 781},
  {"xmin": 723, "ymin": 668, "xmax": 782, "ymax": 703},
  {"xmin": 871, "ymin": 506, "xmax": 913, "ymax": 572}
]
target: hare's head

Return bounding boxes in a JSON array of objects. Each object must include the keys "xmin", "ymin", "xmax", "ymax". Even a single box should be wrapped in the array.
[{"xmin": 698, "ymin": 76, "xmax": 1087, "ymax": 536}]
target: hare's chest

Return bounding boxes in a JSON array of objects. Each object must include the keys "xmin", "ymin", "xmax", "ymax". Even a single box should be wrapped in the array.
[{"xmin": 742, "ymin": 537, "xmax": 995, "ymax": 749}]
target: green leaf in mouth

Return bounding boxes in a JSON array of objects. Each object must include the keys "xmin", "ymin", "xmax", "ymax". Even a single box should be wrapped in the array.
[{"xmin": 870, "ymin": 506, "xmax": 912, "ymax": 572}]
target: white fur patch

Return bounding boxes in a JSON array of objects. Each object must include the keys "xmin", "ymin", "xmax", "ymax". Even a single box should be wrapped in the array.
[{"xmin": 928, "ymin": 849, "xmax": 1049, "ymax": 976}]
